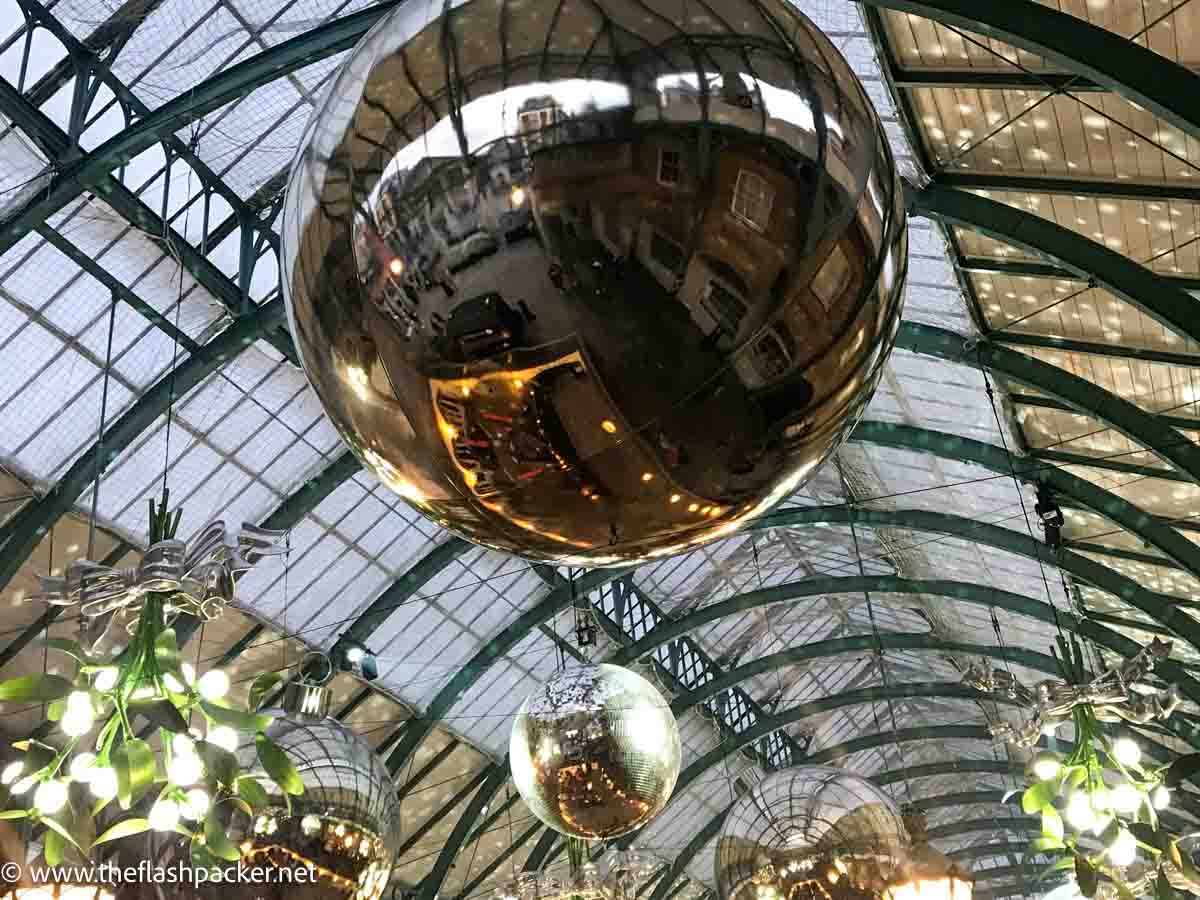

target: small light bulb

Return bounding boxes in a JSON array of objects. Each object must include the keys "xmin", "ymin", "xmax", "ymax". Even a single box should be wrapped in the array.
[
  {"xmin": 93, "ymin": 668, "xmax": 118, "ymax": 691},
  {"xmin": 182, "ymin": 663, "xmax": 196, "ymax": 685},
  {"xmin": 89, "ymin": 767, "xmax": 118, "ymax": 801},
  {"xmin": 167, "ymin": 753, "xmax": 203, "ymax": 787},
  {"xmin": 1, "ymin": 761, "xmax": 23, "ymax": 785},
  {"xmin": 1111, "ymin": 783, "xmax": 1142, "ymax": 814},
  {"xmin": 66, "ymin": 691, "xmax": 92, "ymax": 713},
  {"xmin": 172, "ymin": 734, "xmax": 194, "ymax": 757},
  {"xmin": 197, "ymin": 670, "xmax": 229, "ymax": 701},
  {"xmin": 1067, "ymin": 791, "xmax": 1096, "ymax": 831},
  {"xmin": 1031, "ymin": 752, "xmax": 1061, "ymax": 781},
  {"xmin": 162, "ymin": 673, "xmax": 185, "ymax": 693},
  {"xmin": 149, "ymin": 799, "xmax": 181, "ymax": 832},
  {"xmin": 34, "ymin": 780, "xmax": 68, "ymax": 815},
  {"xmin": 183, "ymin": 788, "xmax": 210, "ymax": 819},
  {"xmin": 1091, "ymin": 784, "xmax": 1110, "ymax": 811},
  {"xmin": 1108, "ymin": 829, "xmax": 1137, "ymax": 867},
  {"xmin": 1153, "ymin": 785, "xmax": 1171, "ymax": 810},
  {"xmin": 1041, "ymin": 719, "xmax": 1061, "ymax": 736},
  {"xmin": 301, "ymin": 814, "xmax": 321, "ymax": 836},
  {"xmin": 1113, "ymin": 738, "xmax": 1142, "ymax": 767},
  {"xmin": 10, "ymin": 776, "xmax": 34, "ymax": 796},
  {"xmin": 69, "ymin": 753, "xmax": 96, "ymax": 780},
  {"xmin": 60, "ymin": 705, "xmax": 94, "ymax": 738},
  {"xmin": 207, "ymin": 726, "xmax": 239, "ymax": 753},
  {"xmin": 346, "ymin": 646, "xmax": 365, "ymax": 664}
]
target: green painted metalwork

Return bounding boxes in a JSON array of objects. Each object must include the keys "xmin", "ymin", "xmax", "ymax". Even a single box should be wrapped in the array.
[
  {"xmin": 937, "ymin": 173, "xmax": 1200, "ymax": 206},
  {"xmin": 850, "ymin": 415, "xmax": 1200, "ymax": 581},
  {"xmin": 0, "ymin": 297, "xmax": 284, "ymax": 599},
  {"xmin": 951, "ymin": 843, "xmax": 1043, "ymax": 864},
  {"xmin": 397, "ymin": 740, "xmax": 461, "ymax": 800},
  {"xmin": 0, "ymin": 1, "xmax": 402, "ymax": 253},
  {"xmin": 415, "ymin": 505, "xmax": 1200, "ymax": 900},
  {"xmin": 385, "ymin": 564, "xmax": 637, "ymax": 774},
  {"xmin": 909, "ymin": 187, "xmax": 1200, "ymax": 347},
  {"xmin": 1029, "ymin": 448, "xmax": 1188, "ymax": 484},
  {"xmin": 647, "ymin": 804, "xmax": 735, "ymax": 900},
  {"xmin": 960, "ymin": 256, "xmax": 1200, "ymax": 294},
  {"xmin": 453, "ymin": 821, "xmax": 541, "ymax": 900},
  {"xmin": 335, "ymin": 538, "xmax": 471, "ymax": 660},
  {"xmin": 1009, "ymin": 392, "xmax": 1200, "ymax": 434},
  {"xmin": 860, "ymin": 0, "xmax": 1200, "ymax": 141},
  {"xmin": 418, "ymin": 765, "xmax": 509, "ymax": 900},
  {"xmin": 261, "ymin": 452, "xmax": 361, "ymax": 530},
  {"xmin": 394, "ymin": 767, "xmax": 492, "ymax": 861},
  {"xmin": 927, "ymin": 819, "xmax": 1040, "ymax": 842},
  {"xmin": 991, "ymin": 333, "xmax": 1200, "ymax": 373},
  {"xmin": 891, "ymin": 71, "xmax": 1100, "ymax": 92}
]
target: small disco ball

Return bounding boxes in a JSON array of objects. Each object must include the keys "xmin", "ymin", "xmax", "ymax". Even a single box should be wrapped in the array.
[
  {"xmin": 509, "ymin": 663, "xmax": 681, "ymax": 839},
  {"xmin": 155, "ymin": 690, "xmax": 403, "ymax": 900},
  {"xmin": 280, "ymin": 0, "xmax": 907, "ymax": 566},
  {"xmin": 715, "ymin": 767, "xmax": 909, "ymax": 900}
]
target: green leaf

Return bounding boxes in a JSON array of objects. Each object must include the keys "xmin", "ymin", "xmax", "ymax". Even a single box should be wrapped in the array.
[
  {"xmin": 42, "ymin": 815, "xmax": 82, "ymax": 853},
  {"xmin": 256, "ymin": 734, "xmax": 303, "ymax": 796},
  {"xmin": 128, "ymin": 699, "xmax": 188, "ymax": 734},
  {"xmin": 1164, "ymin": 753, "xmax": 1200, "ymax": 788},
  {"xmin": 1023, "ymin": 781, "xmax": 1056, "ymax": 814},
  {"xmin": 1029, "ymin": 836, "xmax": 1065, "ymax": 854},
  {"xmin": 23, "ymin": 741, "xmax": 55, "ymax": 773},
  {"xmin": 248, "ymin": 673, "xmax": 283, "ymax": 712},
  {"xmin": 1076, "ymin": 857, "xmax": 1099, "ymax": 898},
  {"xmin": 1112, "ymin": 879, "xmax": 1137, "ymax": 900},
  {"xmin": 47, "ymin": 699, "xmax": 64, "ymax": 722},
  {"xmin": 1063, "ymin": 767, "xmax": 1089, "ymax": 791},
  {"xmin": 0, "ymin": 810, "xmax": 28, "ymax": 820},
  {"xmin": 194, "ymin": 741, "xmax": 238, "ymax": 789},
  {"xmin": 205, "ymin": 811, "xmax": 241, "ymax": 862},
  {"xmin": 0, "ymin": 674, "xmax": 74, "ymax": 702},
  {"xmin": 44, "ymin": 824, "xmax": 65, "ymax": 866},
  {"xmin": 190, "ymin": 838, "xmax": 220, "ymax": 873},
  {"xmin": 95, "ymin": 818, "xmax": 150, "ymax": 845},
  {"xmin": 225, "ymin": 797, "xmax": 252, "ymax": 819},
  {"xmin": 201, "ymin": 700, "xmax": 271, "ymax": 734},
  {"xmin": 38, "ymin": 638, "xmax": 84, "ymax": 661},
  {"xmin": 1156, "ymin": 870, "xmax": 1171, "ymax": 900},
  {"xmin": 111, "ymin": 739, "xmax": 156, "ymax": 810},
  {"xmin": 1043, "ymin": 807, "xmax": 1065, "ymax": 842},
  {"xmin": 237, "ymin": 776, "xmax": 268, "ymax": 810},
  {"xmin": 155, "ymin": 629, "xmax": 180, "ymax": 672}
]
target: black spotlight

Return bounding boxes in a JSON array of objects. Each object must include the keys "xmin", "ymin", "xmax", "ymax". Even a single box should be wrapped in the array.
[{"xmin": 1035, "ymin": 483, "xmax": 1064, "ymax": 551}]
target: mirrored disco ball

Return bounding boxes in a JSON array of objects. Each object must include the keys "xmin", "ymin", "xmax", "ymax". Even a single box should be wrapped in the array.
[
  {"xmin": 281, "ymin": 0, "xmax": 907, "ymax": 565},
  {"xmin": 161, "ymin": 711, "xmax": 402, "ymax": 900},
  {"xmin": 715, "ymin": 767, "xmax": 909, "ymax": 900},
  {"xmin": 509, "ymin": 663, "xmax": 681, "ymax": 838}
]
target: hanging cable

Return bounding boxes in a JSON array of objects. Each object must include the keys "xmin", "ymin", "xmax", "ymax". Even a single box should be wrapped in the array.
[{"xmin": 86, "ymin": 294, "xmax": 118, "ymax": 561}]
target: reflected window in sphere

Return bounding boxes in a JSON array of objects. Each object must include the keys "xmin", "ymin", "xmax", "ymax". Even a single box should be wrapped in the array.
[{"xmin": 281, "ymin": 0, "xmax": 908, "ymax": 564}]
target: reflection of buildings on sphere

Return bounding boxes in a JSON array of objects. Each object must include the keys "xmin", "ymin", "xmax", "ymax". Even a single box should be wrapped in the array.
[
  {"xmin": 509, "ymin": 664, "xmax": 681, "ymax": 839},
  {"xmin": 716, "ymin": 768, "xmax": 910, "ymax": 900},
  {"xmin": 282, "ymin": 0, "xmax": 907, "ymax": 564}
]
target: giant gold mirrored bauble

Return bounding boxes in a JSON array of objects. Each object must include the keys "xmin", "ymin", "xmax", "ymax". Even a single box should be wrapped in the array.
[
  {"xmin": 509, "ymin": 664, "xmax": 681, "ymax": 838},
  {"xmin": 281, "ymin": 0, "xmax": 907, "ymax": 565},
  {"xmin": 715, "ymin": 767, "xmax": 909, "ymax": 900}
]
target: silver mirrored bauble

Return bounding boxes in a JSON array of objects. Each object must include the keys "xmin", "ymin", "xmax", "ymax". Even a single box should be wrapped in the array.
[
  {"xmin": 281, "ymin": 0, "xmax": 907, "ymax": 565},
  {"xmin": 715, "ymin": 767, "xmax": 909, "ymax": 900},
  {"xmin": 509, "ymin": 663, "xmax": 681, "ymax": 838},
  {"xmin": 219, "ymin": 710, "xmax": 402, "ymax": 900}
]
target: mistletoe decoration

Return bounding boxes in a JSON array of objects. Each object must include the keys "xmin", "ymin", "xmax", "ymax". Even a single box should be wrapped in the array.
[
  {"xmin": 0, "ymin": 494, "xmax": 303, "ymax": 869},
  {"xmin": 1007, "ymin": 635, "xmax": 1200, "ymax": 900}
]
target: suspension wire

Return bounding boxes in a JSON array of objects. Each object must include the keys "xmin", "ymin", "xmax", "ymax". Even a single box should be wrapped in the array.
[
  {"xmin": 977, "ymin": 347, "xmax": 1068, "ymax": 642},
  {"xmin": 87, "ymin": 293, "xmax": 118, "ymax": 561},
  {"xmin": 840, "ymin": 466, "xmax": 911, "ymax": 804}
]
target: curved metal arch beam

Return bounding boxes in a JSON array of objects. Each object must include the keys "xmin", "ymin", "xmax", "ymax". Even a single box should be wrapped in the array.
[
  {"xmin": 509, "ymin": 569, "xmax": 1200, "ymax": 878},
  {"xmin": 415, "ymin": 507, "xmax": 1200, "ymax": 900},
  {"xmin": 849, "ymin": 415, "xmax": 1200, "ymax": 583},
  {"xmin": 894, "ymin": 319, "xmax": 1200, "ymax": 491},
  {"xmin": 0, "ymin": 297, "xmax": 284, "ymax": 598},
  {"xmin": 859, "ymin": 0, "xmax": 1200, "ymax": 146},
  {"xmin": 0, "ymin": 2, "xmax": 403, "ymax": 252},
  {"xmin": 907, "ymin": 186, "xmax": 1200, "ymax": 348}
]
